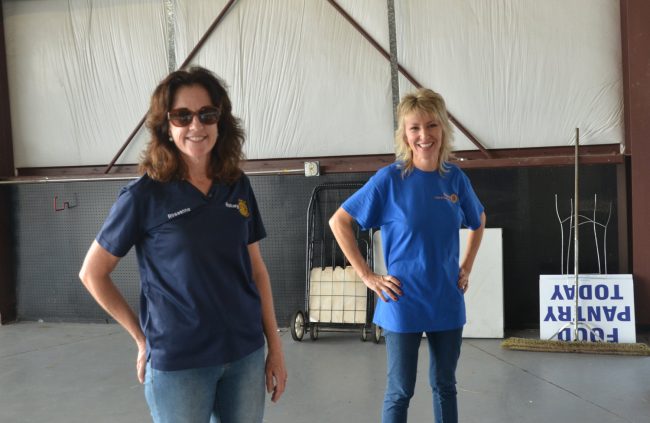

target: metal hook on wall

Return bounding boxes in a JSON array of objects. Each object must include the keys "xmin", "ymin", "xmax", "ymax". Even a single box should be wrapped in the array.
[{"xmin": 54, "ymin": 193, "xmax": 78, "ymax": 212}]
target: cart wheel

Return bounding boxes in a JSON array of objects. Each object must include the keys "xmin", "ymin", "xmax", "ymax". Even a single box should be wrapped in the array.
[
  {"xmin": 360, "ymin": 326, "xmax": 369, "ymax": 342},
  {"xmin": 310, "ymin": 323, "xmax": 319, "ymax": 341},
  {"xmin": 290, "ymin": 310, "xmax": 305, "ymax": 341},
  {"xmin": 372, "ymin": 324, "xmax": 382, "ymax": 344}
]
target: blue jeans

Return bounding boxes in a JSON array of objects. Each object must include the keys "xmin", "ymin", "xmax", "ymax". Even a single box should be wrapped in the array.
[
  {"xmin": 144, "ymin": 346, "xmax": 265, "ymax": 423},
  {"xmin": 383, "ymin": 328, "xmax": 463, "ymax": 423}
]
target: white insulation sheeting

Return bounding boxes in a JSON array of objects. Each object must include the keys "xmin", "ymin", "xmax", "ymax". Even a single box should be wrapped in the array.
[
  {"xmin": 3, "ymin": 0, "xmax": 623, "ymax": 168},
  {"xmin": 4, "ymin": 0, "xmax": 169, "ymax": 168},
  {"xmin": 173, "ymin": 0, "xmax": 394, "ymax": 161},
  {"xmin": 397, "ymin": 0, "xmax": 623, "ymax": 151}
]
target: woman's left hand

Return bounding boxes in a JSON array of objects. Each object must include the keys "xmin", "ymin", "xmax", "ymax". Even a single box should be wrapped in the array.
[
  {"xmin": 266, "ymin": 345, "xmax": 287, "ymax": 402},
  {"xmin": 458, "ymin": 267, "xmax": 470, "ymax": 293}
]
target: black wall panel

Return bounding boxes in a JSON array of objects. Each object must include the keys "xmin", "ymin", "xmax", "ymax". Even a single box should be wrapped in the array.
[
  {"xmin": 466, "ymin": 164, "xmax": 619, "ymax": 328},
  {"xmin": 12, "ymin": 164, "xmax": 619, "ymax": 329},
  {"xmin": 14, "ymin": 181, "xmax": 139, "ymax": 321}
]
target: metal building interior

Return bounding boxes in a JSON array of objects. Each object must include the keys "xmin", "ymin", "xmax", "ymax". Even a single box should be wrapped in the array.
[{"xmin": 0, "ymin": 1, "xmax": 649, "ymax": 422}]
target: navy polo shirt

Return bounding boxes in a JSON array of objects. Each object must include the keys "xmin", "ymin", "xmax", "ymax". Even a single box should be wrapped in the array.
[{"xmin": 96, "ymin": 173, "xmax": 265, "ymax": 371}]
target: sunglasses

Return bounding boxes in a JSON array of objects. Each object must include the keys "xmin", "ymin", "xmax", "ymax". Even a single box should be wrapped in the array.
[{"xmin": 167, "ymin": 106, "xmax": 221, "ymax": 127}]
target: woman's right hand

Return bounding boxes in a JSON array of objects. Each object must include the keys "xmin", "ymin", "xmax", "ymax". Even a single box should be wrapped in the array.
[
  {"xmin": 136, "ymin": 343, "xmax": 147, "ymax": 384},
  {"xmin": 329, "ymin": 209, "xmax": 401, "ymax": 302},
  {"xmin": 362, "ymin": 273, "xmax": 402, "ymax": 302}
]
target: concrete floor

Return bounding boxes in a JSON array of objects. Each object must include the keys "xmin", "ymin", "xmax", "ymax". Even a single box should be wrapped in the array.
[{"xmin": 0, "ymin": 322, "xmax": 648, "ymax": 423}]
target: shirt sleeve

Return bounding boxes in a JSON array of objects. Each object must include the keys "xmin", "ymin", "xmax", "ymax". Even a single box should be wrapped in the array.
[
  {"xmin": 96, "ymin": 187, "xmax": 142, "ymax": 257},
  {"xmin": 341, "ymin": 173, "xmax": 385, "ymax": 230},
  {"xmin": 246, "ymin": 182, "xmax": 267, "ymax": 244},
  {"xmin": 458, "ymin": 170, "xmax": 484, "ymax": 230}
]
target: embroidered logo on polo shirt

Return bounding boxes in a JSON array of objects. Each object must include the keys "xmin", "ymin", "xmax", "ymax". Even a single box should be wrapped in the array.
[
  {"xmin": 167, "ymin": 207, "xmax": 191, "ymax": 219},
  {"xmin": 238, "ymin": 199, "xmax": 250, "ymax": 217},
  {"xmin": 434, "ymin": 193, "xmax": 459, "ymax": 203},
  {"xmin": 225, "ymin": 200, "xmax": 250, "ymax": 218}
]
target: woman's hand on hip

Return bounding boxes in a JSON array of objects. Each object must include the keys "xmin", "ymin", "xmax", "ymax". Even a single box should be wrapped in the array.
[{"xmin": 363, "ymin": 273, "xmax": 402, "ymax": 302}]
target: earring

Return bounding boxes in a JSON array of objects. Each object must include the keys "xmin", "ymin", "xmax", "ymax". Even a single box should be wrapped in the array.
[{"xmin": 169, "ymin": 136, "xmax": 173, "ymax": 142}]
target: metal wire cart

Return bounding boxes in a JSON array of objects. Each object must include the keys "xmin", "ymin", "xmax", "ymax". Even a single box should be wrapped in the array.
[{"xmin": 290, "ymin": 182, "xmax": 382, "ymax": 343}]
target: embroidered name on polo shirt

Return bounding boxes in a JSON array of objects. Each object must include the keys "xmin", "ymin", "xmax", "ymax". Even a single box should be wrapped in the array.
[
  {"xmin": 225, "ymin": 200, "xmax": 250, "ymax": 217},
  {"xmin": 434, "ymin": 193, "xmax": 459, "ymax": 203},
  {"xmin": 167, "ymin": 208, "xmax": 191, "ymax": 219}
]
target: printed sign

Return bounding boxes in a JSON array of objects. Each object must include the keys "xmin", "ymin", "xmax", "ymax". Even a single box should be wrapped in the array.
[{"xmin": 539, "ymin": 274, "xmax": 635, "ymax": 343}]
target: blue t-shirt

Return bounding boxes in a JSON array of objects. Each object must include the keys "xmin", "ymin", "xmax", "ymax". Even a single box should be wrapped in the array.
[
  {"xmin": 342, "ymin": 163, "xmax": 484, "ymax": 333},
  {"xmin": 96, "ymin": 174, "xmax": 266, "ymax": 371}
]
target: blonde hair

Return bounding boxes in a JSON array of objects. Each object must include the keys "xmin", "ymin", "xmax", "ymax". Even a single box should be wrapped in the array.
[{"xmin": 394, "ymin": 88, "xmax": 454, "ymax": 176}]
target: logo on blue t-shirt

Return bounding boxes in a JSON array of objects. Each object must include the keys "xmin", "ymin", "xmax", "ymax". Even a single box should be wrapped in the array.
[{"xmin": 434, "ymin": 193, "xmax": 459, "ymax": 203}]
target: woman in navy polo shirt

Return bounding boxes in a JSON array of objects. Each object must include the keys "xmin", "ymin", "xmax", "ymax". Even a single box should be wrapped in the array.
[
  {"xmin": 330, "ymin": 89, "xmax": 486, "ymax": 423},
  {"xmin": 79, "ymin": 67, "xmax": 286, "ymax": 423}
]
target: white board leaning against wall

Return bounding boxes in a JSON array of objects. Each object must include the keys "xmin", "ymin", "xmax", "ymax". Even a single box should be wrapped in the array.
[{"xmin": 373, "ymin": 228, "xmax": 503, "ymax": 338}]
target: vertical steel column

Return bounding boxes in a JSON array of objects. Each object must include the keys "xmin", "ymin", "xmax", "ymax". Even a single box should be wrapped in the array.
[
  {"xmin": 621, "ymin": 0, "xmax": 650, "ymax": 325},
  {"xmin": 573, "ymin": 129, "xmax": 579, "ymax": 340},
  {"xmin": 386, "ymin": 0, "xmax": 399, "ymax": 131},
  {"xmin": 616, "ymin": 159, "xmax": 630, "ymax": 274},
  {"xmin": 0, "ymin": 2, "xmax": 17, "ymax": 323},
  {"xmin": 164, "ymin": 0, "xmax": 177, "ymax": 73}
]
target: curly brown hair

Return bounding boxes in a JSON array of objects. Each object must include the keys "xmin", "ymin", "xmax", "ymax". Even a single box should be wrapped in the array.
[{"xmin": 139, "ymin": 66, "xmax": 245, "ymax": 184}]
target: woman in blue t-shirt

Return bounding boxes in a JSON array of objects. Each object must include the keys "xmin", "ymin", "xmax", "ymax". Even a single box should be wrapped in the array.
[
  {"xmin": 79, "ymin": 67, "xmax": 286, "ymax": 423},
  {"xmin": 330, "ymin": 88, "xmax": 486, "ymax": 423}
]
